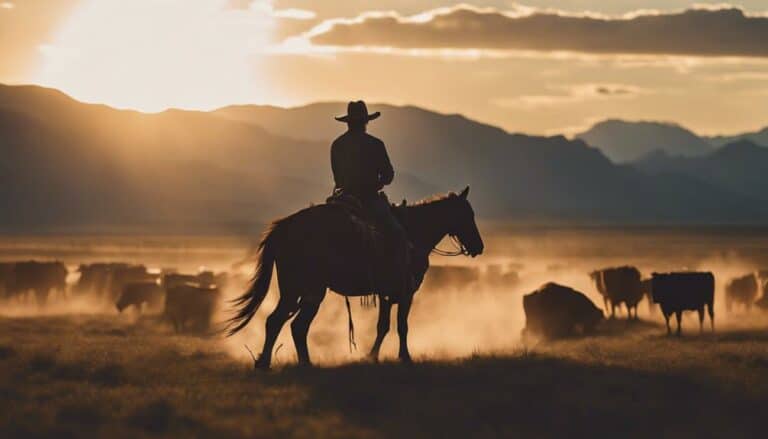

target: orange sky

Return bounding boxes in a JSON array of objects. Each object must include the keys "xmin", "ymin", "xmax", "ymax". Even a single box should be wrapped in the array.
[{"xmin": 1, "ymin": 0, "xmax": 768, "ymax": 135}]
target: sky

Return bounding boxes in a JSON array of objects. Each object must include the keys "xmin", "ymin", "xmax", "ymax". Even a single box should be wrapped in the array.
[{"xmin": 1, "ymin": 0, "xmax": 768, "ymax": 135}]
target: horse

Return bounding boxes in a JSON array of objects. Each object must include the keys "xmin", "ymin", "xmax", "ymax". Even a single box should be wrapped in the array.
[{"xmin": 226, "ymin": 186, "xmax": 484, "ymax": 369}]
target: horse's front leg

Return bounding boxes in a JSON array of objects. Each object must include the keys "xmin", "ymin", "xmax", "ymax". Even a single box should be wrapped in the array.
[
  {"xmin": 368, "ymin": 296, "xmax": 391, "ymax": 362},
  {"xmin": 397, "ymin": 293, "xmax": 413, "ymax": 364}
]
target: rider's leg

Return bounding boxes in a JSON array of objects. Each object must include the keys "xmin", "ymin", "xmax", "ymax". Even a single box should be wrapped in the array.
[{"xmin": 369, "ymin": 196, "xmax": 413, "ymax": 293}]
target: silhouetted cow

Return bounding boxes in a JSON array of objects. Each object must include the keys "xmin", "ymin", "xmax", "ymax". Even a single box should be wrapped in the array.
[
  {"xmin": 651, "ymin": 272, "xmax": 715, "ymax": 336},
  {"xmin": 75, "ymin": 263, "xmax": 152, "ymax": 299},
  {"xmin": 756, "ymin": 280, "xmax": 768, "ymax": 311},
  {"xmin": 164, "ymin": 284, "xmax": 220, "ymax": 332},
  {"xmin": 422, "ymin": 265, "xmax": 479, "ymax": 291},
  {"xmin": 197, "ymin": 271, "xmax": 216, "ymax": 287},
  {"xmin": 116, "ymin": 282, "xmax": 165, "ymax": 313},
  {"xmin": 162, "ymin": 273, "xmax": 209, "ymax": 289},
  {"xmin": 109, "ymin": 265, "xmax": 154, "ymax": 300},
  {"xmin": 74, "ymin": 263, "xmax": 111, "ymax": 296},
  {"xmin": 590, "ymin": 266, "xmax": 644, "ymax": 319},
  {"xmin": 5, "ymin": 261, "xmax": 67, "ymax": 305},
  {"xmin": 0, "ymin": 263, "xmax": 15, "ymax": 298},
  {"xmin": 758, "ymin": 270, "xmax": 768, "ymax": 300},
  {"xmin": 523, "ymin": 282, "xmax": 603, "ymax": 339},
  {"xmin": 725, "ymin": 274, "xmax": 758, "ymax": 312}
]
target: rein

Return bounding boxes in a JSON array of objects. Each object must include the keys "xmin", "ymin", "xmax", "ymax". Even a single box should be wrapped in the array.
[{"xmin": 431, "ymin": 234, "xmax": 469, "ymax": 257}]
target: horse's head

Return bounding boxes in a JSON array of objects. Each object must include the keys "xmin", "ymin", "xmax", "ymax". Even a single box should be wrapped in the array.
[{"xmin": 446, "ymin": 186, "xmax": 484, "ymax": 257}]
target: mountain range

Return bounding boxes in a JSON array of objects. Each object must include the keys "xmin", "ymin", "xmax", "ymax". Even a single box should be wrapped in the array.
[
  {"xmin": 1, "ymin": 83, "xmax": 767, "ymax": 233},
  {"xmin": 576, "ymin": 119, "xmax": 714, "ymax": 163}
]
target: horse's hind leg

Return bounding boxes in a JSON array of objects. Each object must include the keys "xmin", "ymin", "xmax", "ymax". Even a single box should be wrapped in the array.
[
  {"xmin": 257, "ymin": 295, "xmax": 299, "ymax": 369},
  {"xmin": 368, "ymin": 296, "xmax": 392, "ymax": 362},
  {"xmin": 397, "ymin": 294, "xmax": 414, "ymax": 364},
  {"xmin": 291, "ymin": 288, "xmax": 326, "ymax": 367}
]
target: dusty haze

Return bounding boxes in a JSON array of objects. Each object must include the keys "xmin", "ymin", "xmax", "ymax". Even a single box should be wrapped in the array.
[{"xmin": 2, "ymin": 227, "xmax": 768, "ymax": 365}]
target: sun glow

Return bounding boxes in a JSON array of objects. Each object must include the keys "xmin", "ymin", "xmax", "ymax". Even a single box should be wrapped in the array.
[{"xmin": 33, "ymin": 0, "xmax": 280, "ymax": 112}]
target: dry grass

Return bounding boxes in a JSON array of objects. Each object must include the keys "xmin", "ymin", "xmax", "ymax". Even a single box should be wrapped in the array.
[{"xmin": 0, "ymin": 315, "xmax": 766, "ymax": 438}]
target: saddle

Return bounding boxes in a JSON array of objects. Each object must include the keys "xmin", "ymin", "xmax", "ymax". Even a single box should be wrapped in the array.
[
  {"xmin": 326, "ymin": 191, "xmax": 412, "ymax": 298},
  {"xmin": 326, "ymin": 191, "xmax": 367, "ymax": 219},
  {"xmin": 325, "ymin": 192, "xmax": 381, "ymax": 265}
]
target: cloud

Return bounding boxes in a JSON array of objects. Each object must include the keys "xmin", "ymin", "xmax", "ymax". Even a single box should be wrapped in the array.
[
  {"xmin": 492, "ymin": 84, "xmax": 646, "ymax": 109},
  {"xmin": 228, "ymin": 0, "xmax": 315, "ymax": 19},
  {"xmin": 1, "ymin": 2, "xmax": 14, "ymax": 10},
  {"xmin": 308, "ymin": 5, "xmax": 768, "ymax": 58},
  {"xmin": 703, "ymin": 71, "xmax": 768, "ymax": 82}
]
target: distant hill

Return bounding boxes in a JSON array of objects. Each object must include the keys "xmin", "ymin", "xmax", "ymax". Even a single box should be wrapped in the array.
[
  {"xmin": 1, "ymin": 83, "xmax": 768, "ymax": 233},
  {"xmin": 634, "ymin": 140, "xmax": 768, "ymax": 203},
  {"xmin": 706, "ymin": 127, "xmax": 768, "ymax": 148},
  {"xmin": 215, "ymin": 104, "xmax": 767, "ymax": 223},
  {"xmin": 576, "ymin": 119, "xmax": 713, "ymax": 163}
]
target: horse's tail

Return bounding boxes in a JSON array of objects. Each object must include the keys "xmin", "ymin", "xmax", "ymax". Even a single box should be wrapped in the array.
[{"xmin": 225, "ymin": 227, "xmax": 277, "ymax": 336}]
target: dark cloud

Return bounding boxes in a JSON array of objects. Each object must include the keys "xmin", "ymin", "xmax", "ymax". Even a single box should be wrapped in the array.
[
  {"xmin": 596, "ymin": 86, "xmax": 632, "ymax": 96},
  {"xmin": 310, "ymin": 6, "xmax": 768, "ymax": 57}
]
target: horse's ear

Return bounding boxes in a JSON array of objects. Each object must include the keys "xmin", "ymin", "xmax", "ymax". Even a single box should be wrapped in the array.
[{"xmin": 459, "ymin": 186, "xmax": 470, "ymax": 199}]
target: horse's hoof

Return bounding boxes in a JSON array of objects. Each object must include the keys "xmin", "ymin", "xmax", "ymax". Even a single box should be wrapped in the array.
[
  {"xmin": 367, "ymin": 353, "xmax": 380, "ymax": 363},
  {"xmin": 399, "ymin": 355, "xmax": 413, "ymax": 365},
  {"xmin": 253, "ymin": 358, "xmax": 271, "ymax": 371}
]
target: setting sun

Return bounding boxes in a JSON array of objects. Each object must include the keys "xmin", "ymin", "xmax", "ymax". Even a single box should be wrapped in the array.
[{"xmin": 34, "ymin": 0, "xmax": 277, "ymax": 111}]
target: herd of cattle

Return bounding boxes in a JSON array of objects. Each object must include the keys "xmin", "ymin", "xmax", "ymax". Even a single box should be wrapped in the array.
[
  {"xmin": 2, "ymin": 260, "xmax": 768, "ymax": 340},
  {"xmin": 524, "ymin": 266, "xmax": 768, "ymax": 339},
  {"xmin": 0, "ymin": 261, "xmax": 236, "ymax": 332}
]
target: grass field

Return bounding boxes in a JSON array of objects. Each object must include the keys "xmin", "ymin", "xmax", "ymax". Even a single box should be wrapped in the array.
[{"xmin": 1, "ymin": 314, "xmax": 766, "ymax": 438}]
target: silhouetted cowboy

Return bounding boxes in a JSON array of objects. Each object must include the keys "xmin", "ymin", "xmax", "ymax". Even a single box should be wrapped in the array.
[{"xmin": 331, "ymin": 100, "xmax": 412, "ymax": 295}]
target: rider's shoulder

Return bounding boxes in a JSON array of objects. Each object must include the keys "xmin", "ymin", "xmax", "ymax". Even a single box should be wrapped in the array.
[{"xmin": 364, "ymin": 132, "xmax": 385, "ymax": 146}]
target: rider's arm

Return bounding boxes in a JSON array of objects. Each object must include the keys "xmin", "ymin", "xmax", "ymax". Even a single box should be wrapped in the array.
[{"xmin": 377, "ymin": 139, "xmax": 394, "ymax": 187}]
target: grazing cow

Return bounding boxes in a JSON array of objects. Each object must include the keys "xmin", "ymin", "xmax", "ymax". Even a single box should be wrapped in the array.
[
  {"xmin": 0, "ymin": 263, "xmax": 15, "ymax": 298},
  {"xmin": 198, "ymin": 271, "xmax": 216, "ymax": 287},
  {"xmin": 422, "ymin": 265, "xmax": 479, "ymax": 291},
  {"xmin": 725, "ymin": 274, "xmax": 759, "ymax": 312},
  {"xmin": 756, "ymin": 280, "xmax": 768, "ymax": 311},
  {"xmin": 522, "ymin": 282, "xmax": 603, "ymax": 339},
  {"xmin": 109, "ymin": 265, "xmax": 153, "ymax": 300},
  {"xmin": 75, "ymin": 263, "xmax": 152, "ymax": 299},
  {"xmin": 651, "ymin": 272, "xmax": 715, "ymax": 336},
  {"xmin": 590, "ymin": 266, "xmax": 644, "ymax": 319},
  {"xmin": 164, "ymin": 284, "xmax": 220, "ymax": 332},
  {"xmin": 162, "ymin": 273, "xmax": 206, "ymax": 289},
  {"xmin": 116, "ymin": 282, "xmax": 165, "ymax": 313},
  {"xmin": 5, "ymin": 261, "xmax": 68, "ymax": 305},
  {"xmin": 74, "ymin": 263, "xmax": 114, "ymax": 296}
]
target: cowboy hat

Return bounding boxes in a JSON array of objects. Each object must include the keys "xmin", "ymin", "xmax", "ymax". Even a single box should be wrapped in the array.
[{"xmin": 335, "ymin": 100, "xmax": 380, "ymax": 123}]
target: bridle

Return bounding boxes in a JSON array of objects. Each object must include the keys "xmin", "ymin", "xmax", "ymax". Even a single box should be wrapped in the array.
[{"xmin": 431, "ymin": 234, "xmax": 470, "ymax": 257}]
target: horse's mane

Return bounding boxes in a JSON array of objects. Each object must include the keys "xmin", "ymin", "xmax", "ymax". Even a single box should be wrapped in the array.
[{"xmin": 407, "ymin": 192, "xmax": 457, "ymax": 207}]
